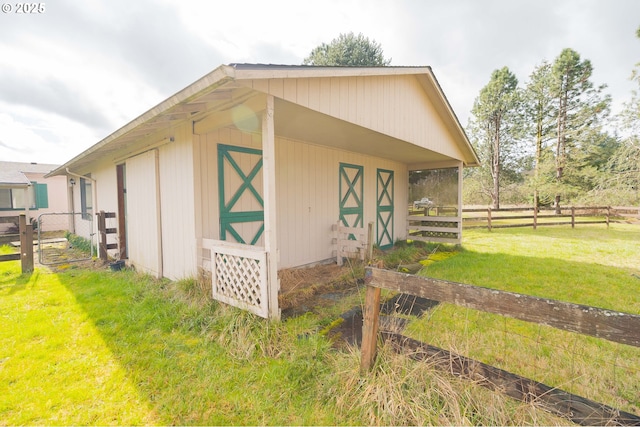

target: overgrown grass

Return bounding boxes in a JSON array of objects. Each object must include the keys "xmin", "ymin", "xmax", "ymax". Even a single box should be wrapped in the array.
[
  {"xmin": 64, "ymin": 232, "xmax": 94, "ymax": 255},
  {"xmin": 406, "ymin": 223, "xmax": 640, "ymax": 415},
  {"xmin": 1, "ymin": 223, "xmax": 638, "ymax": 425},
  {"xmin": 0, "ymin": 244, "xmax": 15, "ymax": 255}
]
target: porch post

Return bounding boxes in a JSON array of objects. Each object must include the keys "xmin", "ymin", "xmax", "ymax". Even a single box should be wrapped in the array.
[
  {"xmin": 457, "ymin": 161, "xmax": 463, "ymax": 243},
  {"xmin": 262, "ymin": 94, "xmax": 280, "ymax": 320}
]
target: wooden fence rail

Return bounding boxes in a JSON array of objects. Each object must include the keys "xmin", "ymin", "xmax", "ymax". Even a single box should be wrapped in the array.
[
  {"xmin": 463, "ymin": 206, "xmax": 614, "ymax": 231},
  {"xmin": 0, "ymin": 214, "xmax": 33, "ymax": 273},
  {"xmin": 361, "ymin": 267, "xmax": 640, "ymax": 426}
]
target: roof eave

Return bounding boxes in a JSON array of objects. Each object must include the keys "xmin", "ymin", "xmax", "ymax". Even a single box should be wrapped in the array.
[{"xmin": 46, "ymin": 64, "xmax": 236, "ymax": 178}]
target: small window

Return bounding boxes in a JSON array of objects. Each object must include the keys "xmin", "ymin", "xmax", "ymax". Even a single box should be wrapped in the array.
[
  {"xmin": 0, "ymin": 188, "xmax": 12, "ymax": 209},
  {"xmin": 80, "ymin": 176, "xmax": 93, "ymax": 220},
  {"xmin": 0, "ymin": 185, "xmax": 40, "ymax": 210}
]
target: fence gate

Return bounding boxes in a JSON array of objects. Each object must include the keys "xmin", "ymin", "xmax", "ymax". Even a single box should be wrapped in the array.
[{"xmin": 37, "ymin": 213, "xmax": 95, "ymax": 265}]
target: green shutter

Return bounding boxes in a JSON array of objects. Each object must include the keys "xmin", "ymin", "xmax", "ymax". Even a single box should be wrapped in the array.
[{"xmin": 35, "ymin": 183, "xmax": 48, "ymax": 209}]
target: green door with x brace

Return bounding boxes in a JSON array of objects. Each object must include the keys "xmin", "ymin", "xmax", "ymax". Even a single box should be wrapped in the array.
[
  {"xmin": 339, "ymin": 163, "xmax": 364, "ymax": 239},
  {"xmin": 218, "ymin": 144, "xmax": 264, "ymax": 245},
  {"xmin": 376, "ymin": 168, "xmax": 394, "ymax": 249}
]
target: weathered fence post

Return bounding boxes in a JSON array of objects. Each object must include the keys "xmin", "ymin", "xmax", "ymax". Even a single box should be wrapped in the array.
[
  {"xmin": 335, "ymin": 220, "xmax": 343, "ymax": 266},
  {"xmin": 361, "ymin": 272, "xmax": 381, "ymax": 373},
  {"xmin": 571, "ymin": 206, "xmax": 575, "ymax": 228},
  {"xmin": 487, "ymin": 207, "xmax": 492, "ymax": 232},
  {"xmin": 97, "ymin": 211, "xmax": 108, "ymax": 261},
  {"xmin": 19, "ymin": 214, "xmax": 34, "ymax": 273},
  {"xmin": 606, "ymin": 206, "xmax": 610, "ymax": 228},
  {"xmin": 366, "ymin": 221, "xmax": 374, "ymax": 262},
  {"xmin": 533, "ymin": 205, "xmax": 538, "ymax": 230}
]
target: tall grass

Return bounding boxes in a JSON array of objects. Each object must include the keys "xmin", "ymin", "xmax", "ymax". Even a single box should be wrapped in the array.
[
  {"xmin": 406, "ymin": 223, "xmax": 640, "ymax": 415},
  {"xmin": 1, "ymin": 223, "xmax": 638, "ymax": 425}
]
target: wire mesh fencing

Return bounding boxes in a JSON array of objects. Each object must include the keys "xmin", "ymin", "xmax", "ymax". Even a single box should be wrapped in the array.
[{"xmin": 37, "ymin": 213, "xmax": 95, "ymax": 265}]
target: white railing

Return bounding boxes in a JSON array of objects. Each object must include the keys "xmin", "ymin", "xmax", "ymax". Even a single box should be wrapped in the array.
[
  {"xmin": 407, "ymin": 215, "xmax": 461, "ymax": 244},
  {"xmin": 202, "ymin": 239, "xmax": 269, "ymax": 318},
  {"xmin": 332, "ymin": 221, "xmax": 370, "ymax": 266}
]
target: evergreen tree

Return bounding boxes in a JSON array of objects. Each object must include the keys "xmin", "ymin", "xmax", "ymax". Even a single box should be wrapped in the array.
[
  {"xmin": 523, "ymin": 62, "xmax": 555, "ymax": 207},
  {"xmin": 468, "ymin": 67, "xmax": 522, "ymax": 208},
  {"xmin": 549, "ymin": 48, "xmax": 610, "ymax": 211},
  {"xmin": 603, "ymin": 26, "xmax": 640, "ymax": 204}
]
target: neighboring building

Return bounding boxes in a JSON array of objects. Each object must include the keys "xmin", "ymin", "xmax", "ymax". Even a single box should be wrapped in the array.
[
  {"xmin": 0, "ymin": 161, "xmax": 68, "ymax": 233},
  {"xmin": 46, "ymin": 64, "xmax": 479, "ymax": 319}
]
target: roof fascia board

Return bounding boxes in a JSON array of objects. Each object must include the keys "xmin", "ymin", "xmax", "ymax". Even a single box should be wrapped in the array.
[
  {"xmin": 232, "ymin": 65, "xmax": 432, "ymax": 80},
  {"xmin": 416, "ymin": 70, "xmax": 480, "ymax": 167},
  {"xmin": 46, "ymin": 65, "xmax": 236, "ymax": 178}
]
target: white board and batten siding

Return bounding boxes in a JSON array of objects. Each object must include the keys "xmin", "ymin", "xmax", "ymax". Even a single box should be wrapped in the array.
[
  {"xmin": 158, "ymin": 124, "xmax": 197, "ymax": 280},
  {"xmin": 195, "ymin": 127, "xmax": 263, "ymax": 246},
  {"xmin": 195, "ymin": 125, "xmax": 408, "ymax": 270},
  {"xmin": 125, "ymin": 150, "xmax": 162, "ymax": 277},
  {"xmin": 125, "ymin": 123, "xmax": 197, "ymax": 279},
  {"xmin": 243, "ymin": 75, "xmax": 467, "ymax": 162},
  {"xmin": 276, "ymin": 138, "xmax": 408, "ymax": 268}
]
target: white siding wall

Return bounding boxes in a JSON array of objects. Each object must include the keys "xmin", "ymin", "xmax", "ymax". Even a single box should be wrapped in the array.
[
  {"xmin": 158, "ymin": 125, "xmax": 197, "ymax": 280},
  {"xmin": 195, "ymin": 127, "xmax": 262, "ymax": 243},
  {"xmin": 126, "ymin": 150, "xmax": 162, "ymax": 277},
  {"xmin": 196, "ymin": 126, "xmax": 408, "ymax": 270},
  {"xmin": 245, "ymin": 75, "xmax": 465, "ymax": 161},
  {"xmin": 276, "ymin": 138, "xmax": 408, "ymax": 268}
]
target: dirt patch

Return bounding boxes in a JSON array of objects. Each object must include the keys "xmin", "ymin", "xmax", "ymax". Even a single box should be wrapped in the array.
[
  {"xmin": 325, "ymin": 293, "xmax": 440, "ymax": 348},
  {"xmin": 278, "ymin": 262, "xmax": 362, "ymax": 317}
]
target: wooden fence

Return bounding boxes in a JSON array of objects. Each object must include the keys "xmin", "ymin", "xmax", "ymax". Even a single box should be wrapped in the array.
[
  {"xmin": 407, "ymin": 206, "xmax": 461, "ymax": 244},
  {"xmin": 332, "ymin": 221, "xmax": 373, "ymax": 266},
  {"xmin": 96, "ymin": 211, "xmax": 118, "ymax": 261},
  {"xmin": 463, "ymin": 206, "xmax": 614, "ymax": 230},
  {"xmin": 0, "ymin": 214, "xmax": 34, "ymax": 273},
  {"xmin": 361, "ymin": 267, "xmax": 640, "ymax": 426}
]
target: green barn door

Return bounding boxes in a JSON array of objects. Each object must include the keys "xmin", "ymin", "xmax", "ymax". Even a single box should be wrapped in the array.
[
  {"xmin": 376, "ymin": 168, "xmax": 394, "ymax": 249},
  {"xmin": 218, "ymin": 144, "xmax": 264, "ymax": 245},
  {"xmin": 339, "ymin": 163, "xmax": 364, "ymax": 238}
]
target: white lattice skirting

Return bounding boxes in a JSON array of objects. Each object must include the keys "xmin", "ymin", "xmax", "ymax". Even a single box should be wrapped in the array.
[{"xmin": 202, "ymin": 239, "xmax": 269, "ymax": 318}]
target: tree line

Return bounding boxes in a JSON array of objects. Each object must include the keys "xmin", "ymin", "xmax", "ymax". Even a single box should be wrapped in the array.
[
  {"xmin": 466, "ymin": 30, "xmax": 640, "ymax": 209},
  {"xmin": 304, "ymin": 32, "xmax": 640, "ymax": 208}
]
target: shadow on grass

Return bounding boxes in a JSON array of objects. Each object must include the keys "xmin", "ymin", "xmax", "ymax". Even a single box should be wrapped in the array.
[
  {"xmin": 0, "ymin": 263, "xmax": 38, "ymax": 294},
  {"xmin": 52, "ymin": 229, "xmax": 640, "ymax": 423},
  {"xmin": 56, "ymin": 269, "xmax": 335, "ymax": 425}
]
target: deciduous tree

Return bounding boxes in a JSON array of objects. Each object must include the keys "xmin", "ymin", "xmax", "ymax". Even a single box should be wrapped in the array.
[{"xmin": 303, "ymin": 32, "xmax": 391, "ymax": 67}]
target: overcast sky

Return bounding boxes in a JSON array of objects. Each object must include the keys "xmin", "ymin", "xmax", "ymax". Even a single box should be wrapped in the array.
[{"xmin": 1, "ymin": 0, "xmax": 638, "ymax": 165}]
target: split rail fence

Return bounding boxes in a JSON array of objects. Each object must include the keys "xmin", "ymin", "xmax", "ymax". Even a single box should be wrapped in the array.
[
  {"xmin": 361, "ymin": 267, "xmax": 640, "ymax": 426},
  {"xmin": 407, "ymin": 205, "xmax": 638, "ymax": 235},
  {"xmin": 463, "ymin": 206, "xmax": 615, "ymax": 230}
]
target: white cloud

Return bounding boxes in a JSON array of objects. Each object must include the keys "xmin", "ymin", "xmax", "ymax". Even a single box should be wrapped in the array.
[
  {"xmin": 0, "ymin": 0, "xmax": 639, "ymax": 165},
  {"xmin": 0, "ymin": 109, "xmax": 99, "ymax": 164}
]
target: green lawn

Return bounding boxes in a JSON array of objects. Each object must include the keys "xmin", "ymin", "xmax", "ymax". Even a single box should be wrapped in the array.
[
  {"xmin": 1, "ymin": 223, "xmax": 638, "ymax": 425},
  {"xmin": 406, "ymin": 223, "xmax": 640, "ymax": 415}
]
